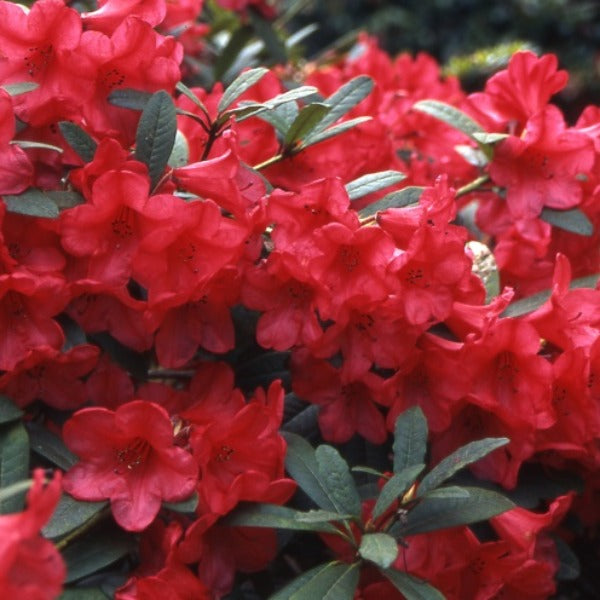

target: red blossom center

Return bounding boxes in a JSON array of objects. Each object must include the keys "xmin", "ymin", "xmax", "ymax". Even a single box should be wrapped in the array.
[
  {"xmin": 338, "ymin": 245, "xmax": 360, "ymax": 272},
  {"xmin": 114, "ymin": 437, "xmax": 151, "ymax": 474},
  {"xmin": 99, "ymin": 67, "xmax": 126, "ymax": 92},
  {"xmin": 215, "ymin": 444, "xmax": 235, "ymax": 462},
  {"xmin": 111, "ymin": 207, "xmax": 135, "ymax": 242},
  {"xmin": 24, "ymin": 44, "xmax": 53, "ymax": 77},
  {"xmin": 522, "ymin": 148, "xmax": 554, "ymax": 179}
]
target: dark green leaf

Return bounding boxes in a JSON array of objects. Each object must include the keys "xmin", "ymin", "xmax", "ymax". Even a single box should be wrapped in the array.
[
  {"xmin": 382, "ymin": 569, "xmax": 445, "ymax": 600},
  {"xmin": 282, "ymin": 432, "xmax": 337, "ymax": 511},
  {"xmin": 393, "ymin": 406, "xmax": 428, "ymax": 473},
  {"xmin": 3, "ymin": 189, "xmax": 59, "ymax": 218},
  {"xmin": 0, "ymin": 395, "xmax": 23, "ymax": 425},
  {"xmin": 58, "ymin": 122, "xmax": 97, "ymax": 163},
  {"xmin": 413, "ymin": 100, "xmax": 484, "ymax": 139},
  {"xmin": 418, "ymin": 437, "xmax": 509, "ymax": 497},
  {"xmin": 45, "ymin": 191, "xmax": 86, "ymax": 210},
  {"xmin": 213, "ymin": 26, "xmax": 254, "ymax": 83},
  {"xmin": 167, "ymin": 130, "xmax": 189, "ymax": 168},
  {"xmin": 63, "ymin": 527, "xmax": 135, "ymax": 584},
  {"xmin": 346, "ymin": 171, "xmax": 406, "ymax": 201},
  {"xmin": 254, "ymin": 100, "xmax": 299, "ymax": 133},
  {"xmin": 299, "ymin": 116, "xmax": 371, "ymax": 149},
  {"xmin": 27, "ymin": 422, "xmax": 77, "ymax": 470},
  {"xmin": 553, "ymin": 536, "xmax": 581, "ymax": 580},
  {"xmin": 223, "ymin": 503, "xmax": 339, "ymax": 534},
  {"xmin": 282, "ymin": 404, "xmax": 319, "ymax": 437},
  {"xmin": 315, "ymin": 444, "xmax": 362, "ymax": 517},
  {"xmin": 269, "ymin": 561, "xmax": 359, "ymax": 600},
  {"xmin": 0, "ymin": 422, "xmax": 29, "ymax": 513},
  {"xmin": 358, "ymin": 533, "xmax": 398, "ymax": 568},
  {"xmin": 358, "ymin": 186, "xmax": 424, "ymax": 218},
  {"xmin": 43, "ymin": 494, "xmax": 107, "ymax": 539},
  {"xmin": 540, "ymin": 207, "xmax": 594, "ymax": 236},
  {"xmin": 2, "ymin": 82, "xmax": 39, "ymax": 96},
  {"xmin": 218, "ymin": 67, "xmax": 269, "ymax": 114},
  {"xmin": 108, "ymin": 88, "xmax": 152, "ymax": 111},
  {"xmin": 372, "ymin": 464, "xmax": 425, "ymax": 520},
  {"xmin": 10, "ymin": 140, "xmax": 63, "ymax": 153},
  {"xmin": 397, "ymin": 487, "xmax": 514, "ymax": 536},
  {"xmin": 59, "ymin": 588, "xmax": 108, "ymax": 599},
  {"xmin": 294, "ymin": 509, "xmax": 354, "ymax": 523},
  {"xmin": 249, "ymin": 9, "xmax": 287, "ymax": 64},
  {"xmin": 283, "ymin": 103, "xmax": 331, "ymax": 147},
  {"xmin": 135, "ymin": 90, "xmax": 177, "ymax": 189},
  {"xmin": 351, "ymin": 466, "xmax": 385, "ymax": 478},
  {"xmin": 262, "ymin": 85, "xmax": 318, "ymax": 107},
  {"xmin": 175, "ymin": 81, "xmax": 210, "ymax": 116},
  {"xmin": 162, "ymin": 491, "xmax": 198, "ymax": 513}
]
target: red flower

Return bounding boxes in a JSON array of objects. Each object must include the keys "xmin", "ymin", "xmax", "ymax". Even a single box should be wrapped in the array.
[
  {"xmin": 82, "ymin": 0, "xmax": 167, "ymax": 35},
  {"xmin": 0, "ymin": 469, "xmax": 65, "ymax": 600},
  {"xmin": 63, "ymin": 400, "xmax": 198, "ymax": 531}
]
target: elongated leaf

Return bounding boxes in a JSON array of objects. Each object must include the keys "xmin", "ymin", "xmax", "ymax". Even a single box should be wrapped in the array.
[
  {"xmin": 43, "ymin": 494, "xmax": 107, "ymax": 539},
  {"xmin": 59, "ymin": 122, "xmax": 97, "ymax": 163},
  {"xmin": 315, "ymin": 445, "xmax": 362, "ymax": 517},
  {"xmin": 163, "ymin": 491, "xmax": 198, "ymax": 513},
  {"xmin": 424, "ymin": 486, "xmax": 471, "ymax": 498},
  {"xmin": 213, "ymin": 26, "xmax": 254, "ymax": 83},
  {"xmin": 45, "ymin": 191, "xmax": 85, "ymax": 210},
  {"xmin": 372, "ymin": 464, "xmax": 425, "ymax": 520},
  {"xmin": 27, "ymin": 422, "xmax": 77, "ymax": 470},
  {"xmin": 108, "ymin": 88, "xmax": 152, "ymax": 111},
  {"xmin": 2, "ymin": 82, "xmax": 38, "ymax": 96},
  {"xmin": 359, "ymin": 533, "xmax": 398, "ymax": 568},
  {"xmin": 282, "ymin": 432, "xmax": 337, "ymax": 511},
  {"xmin": 553, "ymin": 536, "xmax": 581, "ymax": 580},
  {"xmin": 413, "ymin": 100, "xmax": 484, "ymax": 139},
  {"xmin": 311, "ymin": 75, "xmax": 373, "ymax": 133},
  {"xmin": 299, "ymin": 116, "xmax": 371, "ymax": 149},
  {"xmin": 0, "ymin": 395, "xmax": 22, "ymax": 425},
  {"xmin": 0, "ymin": 422, "xmax": 29, "ymax": 513},
  {"xmin": 393, "ymin": 407, "xmax": 428, "ymax": 473},
  {"xmin": 269, "ymin": 561, "xmax": 359, "ymax": 600},
  {"xmin": 472, "ymin": 132, "xmax": 509, "ymax": 144},
  {"xmin": 63, "ymin": 527, "xmax": 135, "ymax": 584},
  {"xmin": 218, "ymin": 67, "xmax": 269, "ymax": 114},
  {"xmin": 135, "ymin": 90, "xmax": 177, "ymax": 188},
  {"xmin": 11, "ymin": 140, "xmax": 63, "ymax": 153},
  {"xmin": 283, "ymin": 103, "xmax": 331, "ymax": 147},
  {"xmin": 223, "ymin": 503, "xmax": 340, "ymax": 533},
  {"xmin": 255, "ymin": 100, "xmax": 299, "ymax": 133},
  {"xmin": 359, "ymin": 187, "xmax": 424, "ymax": 218},
  {"xmin": 249, "ymin": 9, "xmax": 287, "ymax": 64},
  {"xmin": 398, "ymin": 487, "xmax": 514, "ymax": 536},
  {"xmin": 540, "ymin": 207, "xmax": 593, "ymax": 236},
  {"xmin": 3, "ymin": 189, "xmax": 59, "ymax": 218},
  {"xmin": 346, "ymin": 171, "xmax": 406, "ymax": 201},
  {"xmin": 382, "ymin": 569, "xmax": 445, "ymax": 600},
  {"xmin": 294, "ymin": 509, "xmax": 354, "ymax": 523},
  {"xmin": 418, "ymin": 437, "xmax": 508, "ymax": 497},
  {"xmin": 175, "ymin": 81, "xmax": 210, "ymax": 116},
  {"xmin": 167, "ymin": 130, "xmax": 189, "ymax": 168},
  {"xmin": 59, "ymin": 588, "xmax": 108, "ymax": 599}
]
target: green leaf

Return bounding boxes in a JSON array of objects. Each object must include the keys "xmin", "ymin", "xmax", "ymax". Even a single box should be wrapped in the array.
[
  {"xmin": 249, "ymin": 8, "xmax": 287, "ymax": 64},
  {"xmin": 358, "ymin": 186, "xmax": 424, "ymax": 218},
  {"xmin": 315, "ymin": 444, "xmax": 362, "ymax": 517},
  {"xmin": 3, "ymin": 188, "xmax": 59, "ymax": 218},
  {"xmin": 382, "ymin": 569, "xmax": 445, "ymax": 600},
  {"xmin": 540, "ymin": 207, "xmax": 594, "ymax": 236},
  {"xmin": 397, "ymin": 487, "xmax": 514, "ymax": 536},
  {"xmin": 294, "ymin": 509, "xmax": 354, "ymax": 523},
  {"xmin": 553, "ymin": 536, "xmax": 581, "ymax": 581},
  {"xmin": 254, "ymin": 100, "xmax": 299, "ymax": 133},
  {"xmin": 43, "ymin": 494, "xmax": 107, "ymax": 539},
  {"xmin": 418, "ymin": 437, "xmax": 509, "ymax": 497},
  {"xmin": 467, "ymin": 240, "xmax": 500, "ymax": 304},
  {"xmin": 135, "ymin": 90, "xmax": 177, "ymax": 189},
  {"xmin": 283, "ymin": 102, "xmax": 331, "ymax": 147},
  {"xmin": 423, "ymin": 485, "xmax": 471, "ymax": 498},
  {"xmin": 393, "ymin": 406, "xmax": 428, "ymax": 473},
  {"xmin": 372, "ymin": 464, "xmax": 425, "ymax": 520},
  {"xmin": 45, "ymin": 190, "xmax": 86, "ymax": 210},
  {"xmin": 223, "ymin": 503, "xmax": 340, "ymax": 533},
  {"xmin": 213, "ymin": 26, "xmax": 254, "ymax": 83},
  {"xmin": 472, "ymin": 132, "xmax": 509, "ymax": 145},
  {"xmin": 346, "ymin": 171, "xmax": 406, "ymax": 201},
  {"xmin": 282, "ymin": 432, "xmax": 338, "ymax": 512},
  {"xmin": 175, "ymin": 81, "xmax": 210, "ymax": 116},
  {"xmin": 299, "ymin": 116, "xmax": 371, "ymax": 149},
  {"xmin": 0, "ymin": 422, "xmax": 29, "ymax": 513},
  {"xmin": 0, "ymin": 479, "xmax": 34, "ymax": 505},
  {"xmin": 218, "ymin": 67, "xmax": 269, "ymax": 114},
  {"xmin": 27, "ymin": 422, "xmax": 77, "ymax": 470},
  {"xmin": 167, "ymin": 130, "xmax": 189, "ymax": 168},
  {"xmin": 0, "ymin": 395, "xmax": 23, "ymax": 425},
  {"xmin": 162, "ymin": 491, "xmax": 198, "ymax": 513},
  {"xmin": 309, "ymin": 75, "xmax": 373, "ymax": 134},
  {"xmin": 282, "ymin": 404, "xmax": 319, "ymax": 437},
  {"xmin": 351, "ymin": 466, "xmax": 385, "ymax": 478},
  {"xmin": 59, "ymin": 122, "xmax": 97, "ymax": 163},
  {"xmin": 413, "ymin": 99, "xmax": 484, "ymax": 140},
  {"xmin": 269, "ymin": 561, "xmax": 360, "ymax": 600},
  {"xmin": 10, "ymin": 140, "xmax": 63, "ymax": 153},
  {"xmin": 59, "ymin": 588, "xmax": 108, "ymax": 599},
  {"xmin": 2, "ymin": 82, "xmax": 39, "ymax": 96},
  {"xmin": 63, "ymin": 527, "xmax": 135, "ymax": 584},
  {"xmin": 108, "ymin": 88, "xmax": 152, "ymax": 111},
  {"xmin": 358, "ymin": 533, "xmax": 398, "ymax": 568}
]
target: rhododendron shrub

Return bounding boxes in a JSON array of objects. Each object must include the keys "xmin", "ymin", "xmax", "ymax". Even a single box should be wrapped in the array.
[{"xmin": 0, "ymin": 0, "xmax": 599, "ymax": 597}]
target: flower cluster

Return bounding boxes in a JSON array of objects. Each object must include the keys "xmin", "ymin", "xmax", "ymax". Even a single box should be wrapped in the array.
[{"xmin": 1, "ymin": 0, "xmax": 600, "ymax": 598}]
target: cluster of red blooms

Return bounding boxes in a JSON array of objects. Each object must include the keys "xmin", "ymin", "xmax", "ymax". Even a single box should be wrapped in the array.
[{"xmin": 2, "ymin": 0, "xmax": 600, "ymax": 598}]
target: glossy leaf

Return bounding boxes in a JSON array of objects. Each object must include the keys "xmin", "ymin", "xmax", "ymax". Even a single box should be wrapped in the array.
[
  {"xmin": 46, "ymin": 191, "xmax": 86, "ymax": 210},
  {"xmin": 27, "ymin": 422, "xmax": 77, "ymax": 470},
  {"xmin": 358, "ymin": 533, "xmax": 399, "ymax": 568},
  {"xmin": 472, "ymin": 132, "xmax": 509, "ymax": 144},
  {"xmin": 135, "ymin": 90, "xmax": 177, "ymax": 188},
  {"xmin": 58, "ymin": 122, "xmax": 97, "ymax": 163},
  {"xmin": 359, "ymin": 186, "xmax": 423, "ymax": 218},
  {"xmin": 413, "ymin": 100, "xmax": 485, "ymax": 139},
  {"xmin": 0, "ymin": 395, "xmax": 23, "ymax": 425},
  {"xmin": 269, "ymin": 561, "xmax": 359, "ymax": 600},
  {"xmin": 299, "ymin": 116, "xmax": 372, "ymax": 149},
  {"xmin": 108, "ymin": 88, "xmax": 152, "ymax": 111},
  {"xmin": 218, "ymin": 67, "xmax": 269, "ymax": 114},
  {"xmin": 175, "ymin": 81, "xmax": 210, "ymax": 116},
  {"xmin": 315, "ymin": 444, "xmax": 362, "ymax": 517},
  {"xmin": 417, "ymin": 437, "xmax": 509, "ymax": 497},
  {"xmin": 167, "ymin": 130, "xmax": 189, "ymax": 168},
  {"xmin": 382, "ymin": 569, "xmax": 445, "ymax": 600},
  {"xmin": 393, "ymin": 406, "xmax": 428, "ymax": 473},
  {"xmin": 283, "ymin": 102, "xmax": 331, "ymax": 147},
  {"xmin": 213, "ymin": 26, "xmax": 254, "ymax": 83},
  {"xmin": 2, "ymin": 82, "xmax": 38, "ymax": 96},
  {"xmin": 540, "ymin": 207, "xmax": 594, "ymax": 236},
  {"xmin": 249, "ymin": 9, "xmax": 287, "ymax": 64},
  {"xmin": 59, "ymin": 589, "xmax": 108, "ymax": 599},
  {"xmin": 10, "ymin": 140, "xmax": 63, "ymax": 153},
  {"xmin": 0, "ymin": 422, "xmax": 29, "ymax": 513},
  {"xmin": 346, "ymin": 170, "xmax": 406, "ymax": 201},
  {"xmin": 3, "ymin": 189, "xmax": 59, "ymax": 218},
  {"xmin": 372, "ymin": 464, "xmax": 426, "ymax": 520},
  {"xmin": 43, "ymin": 494, "xmax": 107, "ymax": 539},
  {"xmin": 163, "ymin": 491, "xmax": 198, "ymax": 513}
]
